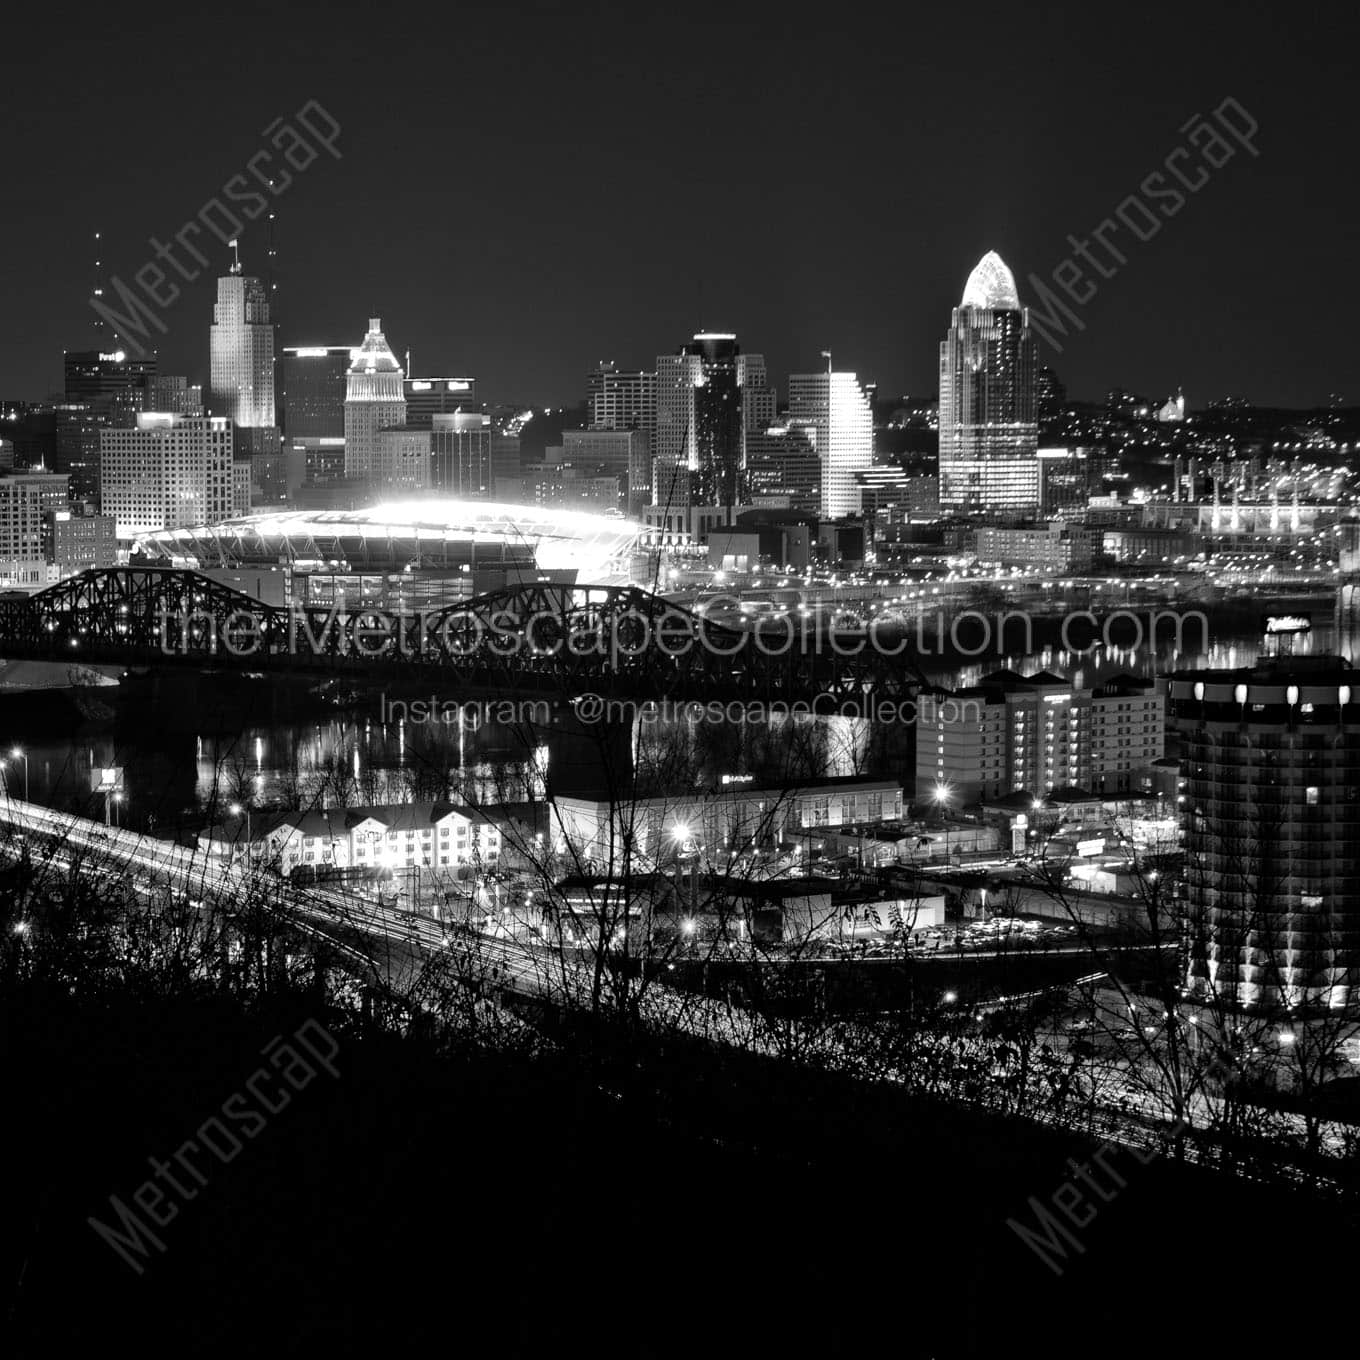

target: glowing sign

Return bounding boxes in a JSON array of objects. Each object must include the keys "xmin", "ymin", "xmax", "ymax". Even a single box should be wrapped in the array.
[
  {"xmin": 98, "ymin": 351, "xmax": 127, "ymax": 363},
  {"xmin": 1265, "ymin": 614, "xmax": 1311, "ymax": 634},
  {"xmin": 720, "ymin": 773, "xmax": 754, "ymax": 786},
  {"xmin": 410, "ymin": 381, "xmax": 433, "ymax": 391}
]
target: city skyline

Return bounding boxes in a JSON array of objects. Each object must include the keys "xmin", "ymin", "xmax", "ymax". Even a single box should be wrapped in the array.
[
  {"xmin": 4, "ymin": 8, "xmax": 1358, "ymax": 1354},
  {"xmin": 2, "ymin": 8, "xmax": 1353, "ymax": 411}
]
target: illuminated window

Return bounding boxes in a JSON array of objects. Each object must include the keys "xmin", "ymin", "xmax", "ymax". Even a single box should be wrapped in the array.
[{"xmin": 1306, "ymin": 786, "xmax": 1320, "ymax": 805}]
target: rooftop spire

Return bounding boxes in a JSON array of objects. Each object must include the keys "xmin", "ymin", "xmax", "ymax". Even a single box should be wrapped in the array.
[{"xmin": 961, "ymin": 250, "xmax": 1021, "ymax": 310}]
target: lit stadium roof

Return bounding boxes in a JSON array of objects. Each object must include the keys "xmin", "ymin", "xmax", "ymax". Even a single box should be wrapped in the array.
[{"xmin": 134, "ymin": 500, "xmax": 644, "ymax": 576}]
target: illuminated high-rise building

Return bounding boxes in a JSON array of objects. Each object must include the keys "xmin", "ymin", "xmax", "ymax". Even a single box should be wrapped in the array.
[
  {"xmin": 587, "ymin": 362, "xmax": 656, "ymax": 434},
  {"xmin": 344, "ymin": 318, "xmax": 406, "ymax": 479},
  {"xmin": 1168, "ymin": 657, "xmax": 1360, "ymax": 1010},
  {"xmin": 404, "ymin": 376, "xmax": 477, "ymax": 429},
  {"xmin": 209, "ymin": 267, "xmax": 276, "ymax": 429},
  {"xmin": 654, "ymin": 333, "xmax": 769, "ymax": 507},
  {"xmin": 787, "ymin": 362, "xmax": 873, "ymax": 518},
  {"xmin": 745, "ymin": 425, "xmax": 820, "ymax": 513},
  {"xmin": 281, "ymin": 346, "xmax": 350, "ymax": 438},
  {"xmin": 99, "ymin": 414, "xmax": 234, "ymax": 538},
  {"xmin": 938, "ymin": 251, "xmax": 1038, "ymax": 514},
  {"xmin": 432, "ymin": 412, "xmax": 493, "ymax": 497},
  {"xmin": 60, "ymin": 348, "xmax": 157, "ymax": 503},
  {"xmin": 63, "ymin": 349, "xmax": 156, "ymax": 416}
]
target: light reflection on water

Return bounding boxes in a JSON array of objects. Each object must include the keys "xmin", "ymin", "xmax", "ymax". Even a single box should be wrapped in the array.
[
  {"xmin": 194, "ymin": 716, "xmax": 549, "ymax": 812},
  {"xmin": 951, "ymin": 620, "xmax": 1337, "ymax": 691}
]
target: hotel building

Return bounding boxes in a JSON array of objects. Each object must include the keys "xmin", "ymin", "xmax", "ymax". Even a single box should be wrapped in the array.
[
  {"xmin": 918, "ymin": 669, "xmax": 1164, "ymax": 803},
  {"xmin": 1168, "ymin": 657, "xmax": 1360, "ymax": 1010}
]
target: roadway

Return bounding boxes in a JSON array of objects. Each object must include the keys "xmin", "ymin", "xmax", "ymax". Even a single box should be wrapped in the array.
[{"xmin": 1, "ymin": 795, "xmax": 1351, "ymax": 1188}]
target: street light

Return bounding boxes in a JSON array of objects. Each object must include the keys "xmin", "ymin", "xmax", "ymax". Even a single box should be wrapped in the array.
[
  {"xmin": 10, "ymin": 747, "xmax": 28, "ymax": 802},
  {"xmin": 230, "ymin": 801, "xmax": 252, "ymax": 869},
  {"xmin": 932, "ymin": 783, "xmax": 953, "ymax": 861}
]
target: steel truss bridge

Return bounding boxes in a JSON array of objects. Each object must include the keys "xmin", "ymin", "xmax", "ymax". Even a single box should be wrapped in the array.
[{"xmin": 0, "ymin": 567, "xmax": 927, "ymax": 704}]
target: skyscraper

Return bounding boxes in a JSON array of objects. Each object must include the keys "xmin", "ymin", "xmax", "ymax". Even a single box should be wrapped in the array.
[
  {"xmin": 654, "ymin": 333, "xmax": 768, "ymax": 507},
  {"xmin": 209, "ymin": 267, "xmax": 276, "ymax": 430},
  {"xmin": 60, "ymin": 348, "xmax": 156, "ymax": 504},
  {"xmin": 745, "ymin": 425, "xmax": 820, "ymax": 513},
  {"xmin": 786, "ymin": 363, "xmax": 873, "ymax": 518},
  {"xmin": 403, "ymin": 376, "xmax": 477, "ymax": 429},
  {"xmin": 344, "ymin": 318, "xmax": 406, "ymax": 480},
  {"xmin": 431, "ymin": 412, "xmax": 493, "ymax": 497},
  {"xmin": 281, "ymin": 346, "xmax": 350, "ymax": 438},
  {"xmin": 938, "ymin": 251, "xmax": 1038, "ymax": 514},
  {"xmin": 63, "ymin": 349, "xmax": 156, "ymax": 417},
  {"xmin": 587, "ymin": 362, "xmax": 656, "ymax": 434}
]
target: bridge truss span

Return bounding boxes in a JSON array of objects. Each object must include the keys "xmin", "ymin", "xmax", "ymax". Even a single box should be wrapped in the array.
[{"xmin": 0, "ymin": 567, "xmax": 927, "ymax": 703}]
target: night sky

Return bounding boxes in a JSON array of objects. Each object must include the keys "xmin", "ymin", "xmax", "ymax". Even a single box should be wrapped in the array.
[{"xmin": 3, "ymin": 2, "xmax": 1352, "ymax": 409}]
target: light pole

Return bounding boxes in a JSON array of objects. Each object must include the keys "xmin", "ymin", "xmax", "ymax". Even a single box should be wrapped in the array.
[
  {"xmin": 230, "ymin": 801, "xmax": 252, "ymax": 870},
  {"xmin": 670, "ymin": 820, "xmax": 699, "ymax": 947},
  {"xmin": 10, "ymin": 747, "xmax": 28, "ymax": 802},
  {"xmin": 932, "ymin": 782, "xmax": 953, "ymax": 862}
]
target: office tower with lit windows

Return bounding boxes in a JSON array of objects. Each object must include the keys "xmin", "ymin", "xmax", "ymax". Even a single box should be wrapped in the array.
[
  {"xmin": 737, "ymin": 353, "xmax": 777, "ymax": 433},
  {"xmin": 144, "ymin": 375, "xmax": 204, "ymax": 416},
  {"xmin": 431, "ymin": 412, "xmax": 493, "ymax": 497},
  {"xmin": 60, "ymin": 348, "xmax": 157, "ymax": 503},
  {"xmin": 587, "ymin": 362, "xmax": 656, "ymax": 434},
  {"xmin": 562, "ymin": 428, "xmax": 645, "ymax": 483},
  {"xmin": 938, "ymin": 251, "xmax": 1038, "ymax": 514},
  {"xmin": 653, "ymin": 333, "xmax": 769, "ymax": 507},
  {"xmin": 63, "ymin": 349, "xmax": 157, "ymax": 416},
  {"xmin": 99, "ymin": 414, "xmax": 234, "ymax": 538},
  {"xmin": 281, "ymin": 346, "xmax": 350, "ymax": 437},
  {"xmin": 344, "ymin": 318, "xmax": 406, "ymax": 479},
  {"xmin": 0, "ymin": 471, "xmax": 70, "ymax": 588},
  {"xmin": 1036, "ymin": 364, "xmax": 1067, "ymax": 431},
  {"xmin": 209, "ymin": 267, "xmax": 276, "ymax": 429},
  {"xmin": 373, "ymin": 427, "xmax": 432, "ymax": 493},
  {"xmin": 403, "ymin": 376, "xmax": 477, "ymax": 429},
  {"xmin": 786, "ymin": 364, "xmax": 874, "ymax": 518},
  {"xmin": 1167, "ymin": 657, "xmax": 1360, "ymax": 1011},
  {"xmin": 745, "ymin": 425, "xmax": 820, "ymax": 513}
]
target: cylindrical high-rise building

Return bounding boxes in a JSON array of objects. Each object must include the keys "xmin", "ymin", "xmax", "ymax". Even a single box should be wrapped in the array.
[
  {"xmin": 343, "ymin": 318, "xmax": 406, "ymax": 480},
  {"xmin": 938, "ymin": 251, "xmax": 1038, "ymax": 515},
  {"xmin": 1168, "ymin": 657, "xmax": 1360, "ymax": 1011}
]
